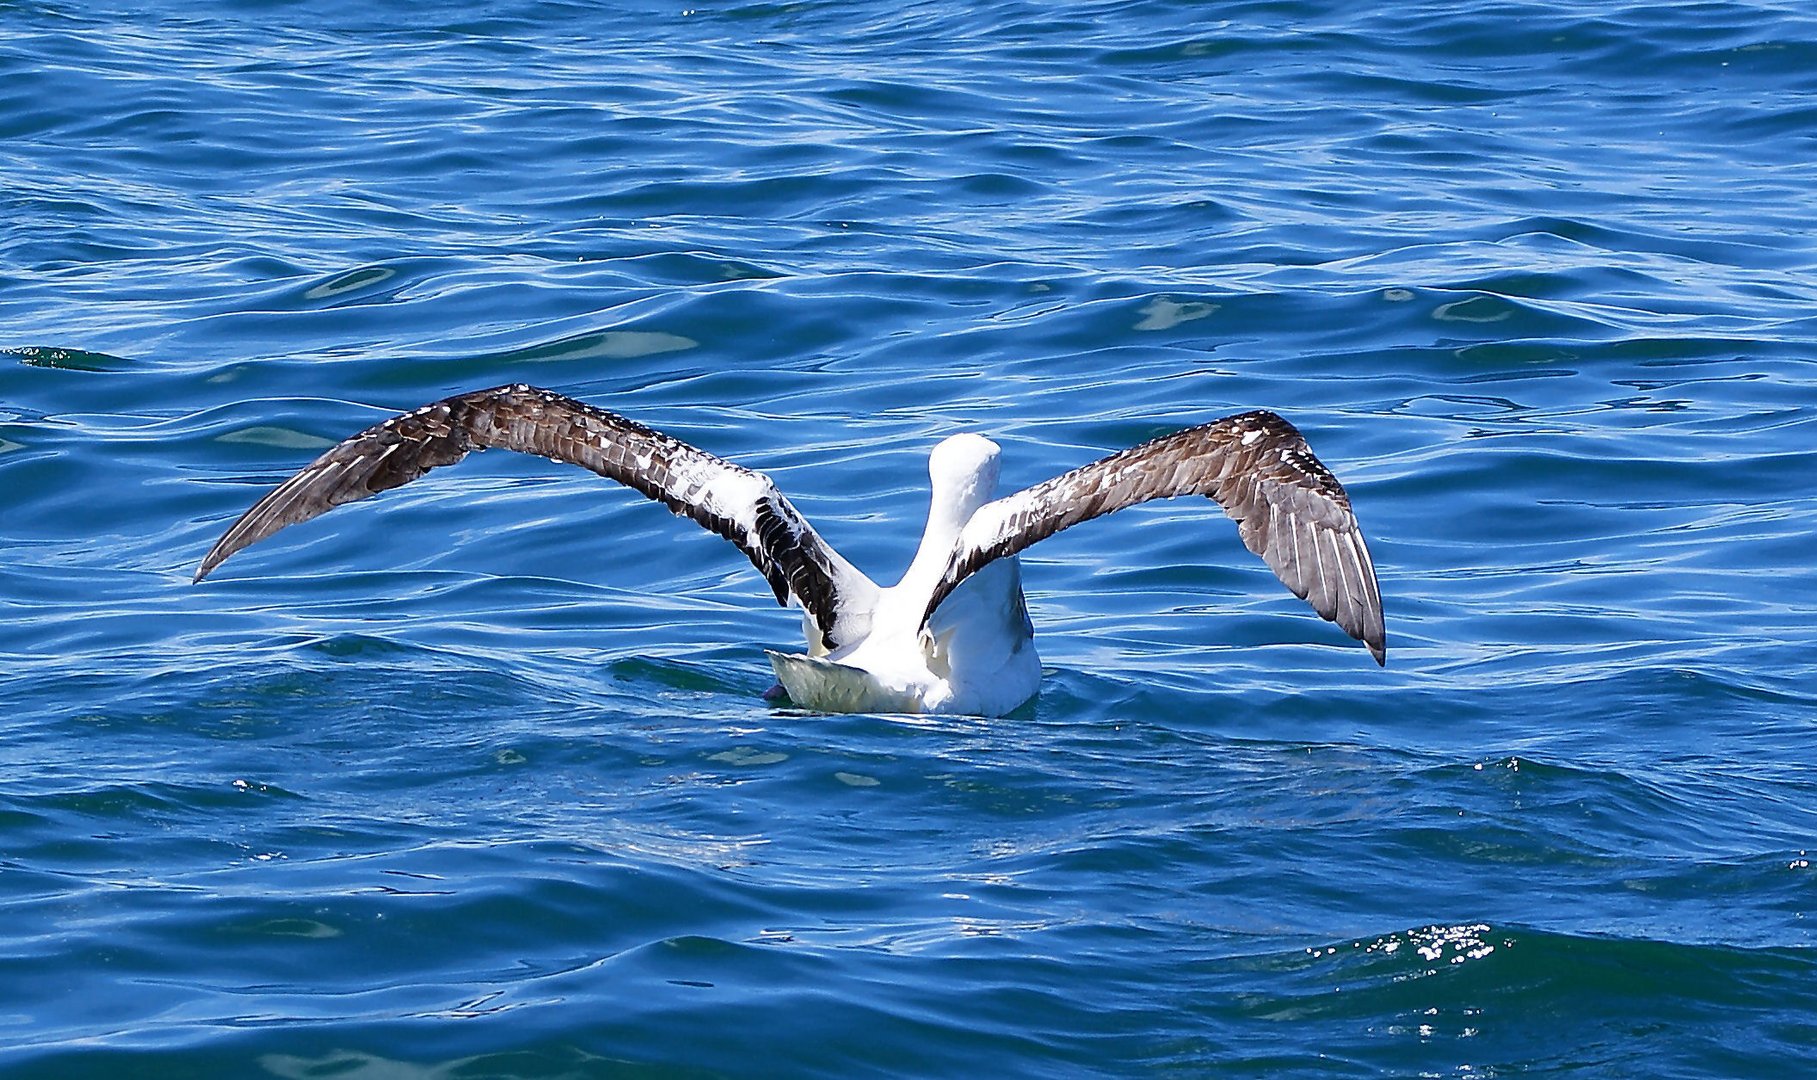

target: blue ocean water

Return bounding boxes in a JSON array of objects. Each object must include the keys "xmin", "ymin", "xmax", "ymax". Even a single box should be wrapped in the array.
[{"xmin": 3, "ymin": 0, "xmax": 1814, "ymax": 1075}]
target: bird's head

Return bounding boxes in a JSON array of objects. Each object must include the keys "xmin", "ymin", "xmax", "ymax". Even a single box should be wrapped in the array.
[{"xmin": 926, "ymin": 433, "xmax": 1002, "ymax": 526}]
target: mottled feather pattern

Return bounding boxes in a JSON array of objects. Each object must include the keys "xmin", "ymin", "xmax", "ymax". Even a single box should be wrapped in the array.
[
  {"xmin": 197, "ymin": 389, "xmax": 1380, "ymax": 666},
  {"xmin": 195, "ymin": 385, "xmax": 871, "ymax": 651},
  {"xmin": 923, "ymin": 411, "xmax": 1386, "ymax": 663}
]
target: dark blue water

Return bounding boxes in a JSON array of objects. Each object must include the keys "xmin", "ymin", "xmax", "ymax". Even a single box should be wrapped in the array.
[{"xmin": 4, "ymin": 1, "xmax": 1814, "ymax": 1076}]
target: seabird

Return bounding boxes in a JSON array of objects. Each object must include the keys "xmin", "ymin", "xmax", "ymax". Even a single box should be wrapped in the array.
[{"xmin": 195, "ymin": 384, "xmax": 1386, "ymax": 716}]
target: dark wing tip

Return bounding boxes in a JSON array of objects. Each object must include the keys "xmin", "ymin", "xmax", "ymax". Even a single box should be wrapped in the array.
[
  {"xmin": 1209, "ymin": 412, "xmax": 1387, "ymax": 667},
  {"xmin": 1362, "ymin": 610, "xmax": 1387, "ymax": 664},
  {"xmin": 194, "ymin": 531, "xmax": 243, "ymax": 582},
  {"xmin": 192, "ymin": 500, "xmax": 268, "ymax": 583},
  {"xmin": 191, "ymin": 392, "xmax": 487, "ymax": 582}
]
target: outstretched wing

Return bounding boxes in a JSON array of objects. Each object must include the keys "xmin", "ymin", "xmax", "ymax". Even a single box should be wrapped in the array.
[
  {"xmin": 922, "ymin": 411, "xmax": 1386, "ymax": 663},
  {"xmin": 195, "ymin": 384, "xmax": 879, "ymax": 651}
]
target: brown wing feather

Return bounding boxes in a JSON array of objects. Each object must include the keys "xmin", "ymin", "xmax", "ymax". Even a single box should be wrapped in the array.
[
  {"xmin": 194, "ymin": 384, "xmax": 877, "ymax": 651},
  {"xmin": 922, "ymin": 411, "xmax": 1386, "ymax": 663}
]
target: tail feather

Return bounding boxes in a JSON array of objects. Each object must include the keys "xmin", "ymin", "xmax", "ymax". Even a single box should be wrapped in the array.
[{"xmin": 765, "ymin": 651, "xmax": 921, "ymax": 714}]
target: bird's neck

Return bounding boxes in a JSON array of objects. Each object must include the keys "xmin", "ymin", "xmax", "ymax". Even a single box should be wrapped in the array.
[
  {"xmin": 869, "ymin": 435, "xmax": 1002, "ymax": 638},
  {"xmin": 896, "ymin": 475, "xmax": 990, "ymax": 601}
]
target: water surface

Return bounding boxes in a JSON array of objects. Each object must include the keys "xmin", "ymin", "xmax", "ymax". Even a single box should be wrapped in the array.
[{"xmin": 3, "ymin": 1, "xmax": 1814, "ymax": 1076}]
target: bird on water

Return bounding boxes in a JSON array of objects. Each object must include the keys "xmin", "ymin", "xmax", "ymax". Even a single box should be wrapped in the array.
[{"xmin": 195, "ymin": 384, "xmax": 1386, "ymax": 716}]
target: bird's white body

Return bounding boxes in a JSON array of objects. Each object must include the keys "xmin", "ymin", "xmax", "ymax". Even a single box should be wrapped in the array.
[{"xmin": 767, "ymin": 435, "xmax": 1042, "ymax": 715}]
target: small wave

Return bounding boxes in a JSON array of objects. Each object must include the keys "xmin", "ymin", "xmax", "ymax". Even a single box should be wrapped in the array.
[
  {"xmin": 3, "ymin": 345, "xmax": 131, "ymax": 372},
  {"xmin": 1291, "ymin": 921, "xmax": 1817, "ymax": 1018}
]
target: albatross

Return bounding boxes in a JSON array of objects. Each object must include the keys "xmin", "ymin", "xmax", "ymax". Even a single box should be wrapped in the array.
[{"xmin": 195, "ymin": 384, "xmax": 1386, "ymax": 716}]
